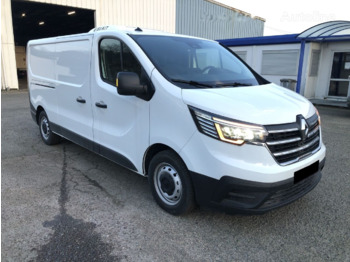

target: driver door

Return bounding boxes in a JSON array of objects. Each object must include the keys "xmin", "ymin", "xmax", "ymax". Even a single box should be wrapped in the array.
[{"xmin": 91, "ymin": 37, "xmax": 150, "ymax": 173}]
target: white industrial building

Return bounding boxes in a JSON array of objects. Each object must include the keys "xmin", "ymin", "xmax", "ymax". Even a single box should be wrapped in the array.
[
  {"xmin": 1, "ymin": 0, "xmax": 265, "ymax": 90},
  {"xmin": 218, "ymin": 21, "xmax": 350, "ymax": 104}
]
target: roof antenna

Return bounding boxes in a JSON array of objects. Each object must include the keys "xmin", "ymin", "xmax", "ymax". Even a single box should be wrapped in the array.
[{"xmin": 135, "ymin": 27, "xmax": 143, "ymax": 32}]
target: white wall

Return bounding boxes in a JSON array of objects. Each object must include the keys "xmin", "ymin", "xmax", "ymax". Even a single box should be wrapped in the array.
[
  {"xmin": 1, "ymin": 0, "xmax": 18, "ymax": 90},
  {"xmin": 96, "ymin": 0, "xmax": 176, "ymax": 33},
  {"xmin": 303, "ymin": 42, "xmax": 321, "ymax": 99}
]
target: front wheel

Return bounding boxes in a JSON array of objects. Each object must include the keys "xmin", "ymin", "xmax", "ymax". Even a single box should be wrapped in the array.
[
  {"xmin": 38, "ymin": 111, "xmax": 60, "ymax": 145},
  {"xmin": 148, "ymin": 150, "xmax": 195, "ymax": 215}
]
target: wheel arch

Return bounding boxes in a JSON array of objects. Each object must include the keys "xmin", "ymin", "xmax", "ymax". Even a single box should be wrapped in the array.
[
  {"xmin": 36, "ymin": 105, "xmax": 45, "ymax": 124},
  {"xmin": 143, "ymin": 143, "xmax": 183, "ymax": 176}
]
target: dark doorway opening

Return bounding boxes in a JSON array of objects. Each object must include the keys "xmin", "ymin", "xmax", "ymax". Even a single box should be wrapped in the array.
[{"xmin": 11, "ymin": 0, "xmax": 95, "ymax": 89}]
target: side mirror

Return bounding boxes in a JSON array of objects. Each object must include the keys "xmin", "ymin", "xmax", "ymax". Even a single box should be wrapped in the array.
[{"xmin": 116, "ymin": 72, "xmax": 147, "ymax": 96}]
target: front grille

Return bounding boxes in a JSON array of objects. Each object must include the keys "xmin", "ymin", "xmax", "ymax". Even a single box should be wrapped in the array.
[{"xmin": 265, "ymin": 113, "xmax": 320, "ymax": 165}]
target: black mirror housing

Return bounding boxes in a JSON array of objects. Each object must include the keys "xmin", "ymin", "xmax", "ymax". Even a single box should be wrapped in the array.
[
  {"xmin": 117, "ymin": 72, "xmax": 147, "ymax": 96},
  {"xmin": 117, "ymin": 71, "xmax": 155, "ymax": 101}
]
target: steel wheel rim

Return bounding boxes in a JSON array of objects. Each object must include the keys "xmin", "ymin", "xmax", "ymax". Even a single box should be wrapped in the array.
[
  {"xmin": 40, "ymin": 117, "xmax": 50, "ymax": 140},
  {"xmin": 154, "ymin": 163, "xmax": 182, "ymax": 206}
]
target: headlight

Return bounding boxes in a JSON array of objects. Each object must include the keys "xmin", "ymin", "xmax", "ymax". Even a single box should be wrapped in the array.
[
  {"xmin": 214, "ymin": 118, "xmax": 267, "ymax": 145},
  {"xmin": 189, "ymin": 107, "xmax": 268, "ymax": 145}
]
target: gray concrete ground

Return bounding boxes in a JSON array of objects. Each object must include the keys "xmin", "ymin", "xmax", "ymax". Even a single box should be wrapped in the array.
[{"xmin": 2, "ymin": 90, "xmax": 350, "ymax": 262}]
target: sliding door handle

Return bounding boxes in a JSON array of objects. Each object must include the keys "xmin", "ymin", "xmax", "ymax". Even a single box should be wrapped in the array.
[
  {"xmin": 76, "ymin": 97, "xmax": 86, "ymax": 103},
  {"xmin": 95, "ymin": 101, "xmax": 107, "ymax": 109}
]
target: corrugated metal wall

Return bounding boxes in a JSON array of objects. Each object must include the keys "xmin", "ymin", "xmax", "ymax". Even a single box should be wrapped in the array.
[
  {"xmin": 96, "ymin": 0, "xmax": 176, "ymax": 33},
  {"xmin": 230, "ymin": 13, "xmax": 265, "ymax": 39},
  {"xmin": 175, "ymin": 0, "xmax": 264, "ymax": 40}
]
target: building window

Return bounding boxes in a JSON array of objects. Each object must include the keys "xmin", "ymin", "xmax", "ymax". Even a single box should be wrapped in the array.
[
  {"xmin": 328, "ymin": 52, "xmax": 350, "ymax": 97},
  {"xmin": 261, "ymin": 50, "xmax": 299, "ymax": 76},
  {"xmin": 309, "ymin": 50, "xmax": 320, "ymax": 77},
  {"xmin": 233, "ymin": 51, "xmax": 247, "ymax": 62}
]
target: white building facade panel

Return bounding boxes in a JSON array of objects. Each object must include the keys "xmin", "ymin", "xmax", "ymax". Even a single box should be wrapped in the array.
[
  {"xmin": 1, "ymin": 0, "xmax": 19, "ymax": 90},
  {"xmin": 95, "ymin": 0, "xmax": 176, "ymax": 33}
]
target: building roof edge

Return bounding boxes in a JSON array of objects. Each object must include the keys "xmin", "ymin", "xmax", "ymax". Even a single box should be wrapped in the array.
[
  {"xmin": 217, "ymin": 34, "xmax": 300, "ymax": 46},
  {"xmin": 205, "ymin": 0, "xmax": 266, "ymax": 22}
]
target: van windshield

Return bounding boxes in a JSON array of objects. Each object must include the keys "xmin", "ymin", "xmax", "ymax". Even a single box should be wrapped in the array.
[{"xmin": 130, "ymin": 35, "xmax": 261, "ymax": 88}]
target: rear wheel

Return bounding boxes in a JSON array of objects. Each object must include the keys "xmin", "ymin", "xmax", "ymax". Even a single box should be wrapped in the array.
[
  {"xmin": 38, "ymin": 111, "xmax": 60, "ymax": 145},
  {"xmin": 148, "ymin": 150, "xmax": 195, "ymax": 215}
]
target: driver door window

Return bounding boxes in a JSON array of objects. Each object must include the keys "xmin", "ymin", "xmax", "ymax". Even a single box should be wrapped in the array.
[{"xmin": 99, "ymin": 38, "xmax": 142, "ymax": 85}]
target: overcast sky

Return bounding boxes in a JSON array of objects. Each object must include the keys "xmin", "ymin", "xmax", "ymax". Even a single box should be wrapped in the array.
[{"xmin": 216, "ymin": 0, "xmax": 349, "ymax": 35}]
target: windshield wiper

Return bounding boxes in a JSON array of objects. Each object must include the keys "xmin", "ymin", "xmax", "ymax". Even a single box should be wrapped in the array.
[
  {"xmin": 215, "ymin": 82, "xmax": 252, "ymax": 87},
  {"xmin": 171, "ymin": 79, "xmax": 213, "ymax": 88}
]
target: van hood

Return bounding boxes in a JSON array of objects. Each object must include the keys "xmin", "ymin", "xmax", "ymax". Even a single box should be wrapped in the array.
[{"xmin": 182, "ymin": 83, "xmax": 315, "ymax": 125}]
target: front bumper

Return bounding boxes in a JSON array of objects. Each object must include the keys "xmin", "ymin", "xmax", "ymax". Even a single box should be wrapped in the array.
[{"xmin": 190, "ymin": 157, "xmax": 325, "ymax": 214}]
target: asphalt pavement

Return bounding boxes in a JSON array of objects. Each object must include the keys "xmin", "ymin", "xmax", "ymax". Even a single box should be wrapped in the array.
[{"xmin": 2, "ymin": 90, "xmax": 350, "ymax": 262}]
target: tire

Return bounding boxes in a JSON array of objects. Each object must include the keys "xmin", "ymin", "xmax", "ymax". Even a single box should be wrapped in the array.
[
  {"xmin": 38, "ymin": 111, "xmax": 60, "ymax": 145},
  {"xmin": 148, "ymin": 150, "xmax": 195, "ymax": 215}
]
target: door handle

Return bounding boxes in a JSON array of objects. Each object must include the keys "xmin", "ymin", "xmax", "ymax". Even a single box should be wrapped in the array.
[
  {"xmin": 76, "ymin": 97, "xmax": 86, "ymax": 103},
  {"xmin": 95, "ymin": 101, "xmax": 107, "ymax": 109}
]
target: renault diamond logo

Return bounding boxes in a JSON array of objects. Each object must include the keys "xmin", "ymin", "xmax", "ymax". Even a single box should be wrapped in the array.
[{"xmin": 297, "ymin": 115, "xmax": 309, "ymax": 142}]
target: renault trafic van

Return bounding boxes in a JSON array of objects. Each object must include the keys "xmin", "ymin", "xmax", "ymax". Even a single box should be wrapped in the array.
[{"xmin": 28, "ymin": 26, "xmax": 326, "ymax": 215}]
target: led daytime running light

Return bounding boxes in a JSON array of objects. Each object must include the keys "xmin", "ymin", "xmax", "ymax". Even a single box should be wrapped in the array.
[
  {"xmin": 215, "ymin": 123, "xmax": 245, "ymax": 145},
  {"xmin": 315, "ymin": 107, "xmax": 321, "ymax": 125},
  {"xmin": 213, "ymin": 117, "xmax": 263, "ymax": 130},
  {"xmin": 190, "ymin": 107, "xmax": 267, "ymax": 146}
]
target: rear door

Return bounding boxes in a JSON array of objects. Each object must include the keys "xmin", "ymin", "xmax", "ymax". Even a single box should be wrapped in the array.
[{"xmin": 55, "ymin": 36, "xmax": 94, "ymax": 149}]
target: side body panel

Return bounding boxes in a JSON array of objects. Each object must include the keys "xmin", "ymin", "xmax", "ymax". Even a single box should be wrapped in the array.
[
  {"xmin": 55, "ymin": 36, "xmax": 94, "ymax": 142},
  {"xmin": 149, "ymin": 70, "xmax": 196, "ymax": 154},
  {"xmin": 28, "ymin": 35, "xmax": 94, "ymax": 143},
  {"xmin": 28, "ymin": 39, "xmax": 58, "ymax": 124}
]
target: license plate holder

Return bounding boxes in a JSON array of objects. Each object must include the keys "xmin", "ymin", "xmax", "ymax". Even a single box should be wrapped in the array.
[{"xmin": 294, "ymin": 161, "xmax": 319, "ymax": 184}]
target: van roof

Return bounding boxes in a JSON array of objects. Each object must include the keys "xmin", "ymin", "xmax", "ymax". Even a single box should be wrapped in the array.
[
  {"xmin": 27, "ymin": 25, "xmax": 213, "ymax": 45},
  {"xmin": 89, "ymin": 25, "xmax": 172, "ymax": 36},
  {"xmin": 88, "ymin": 25, "xmax": 210, "ymax": 41}
]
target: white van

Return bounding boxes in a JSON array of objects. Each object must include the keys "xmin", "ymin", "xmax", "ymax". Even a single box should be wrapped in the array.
[{"xmin": 28, "ymin": 26, "xmax": 326, "ymax": 215}]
